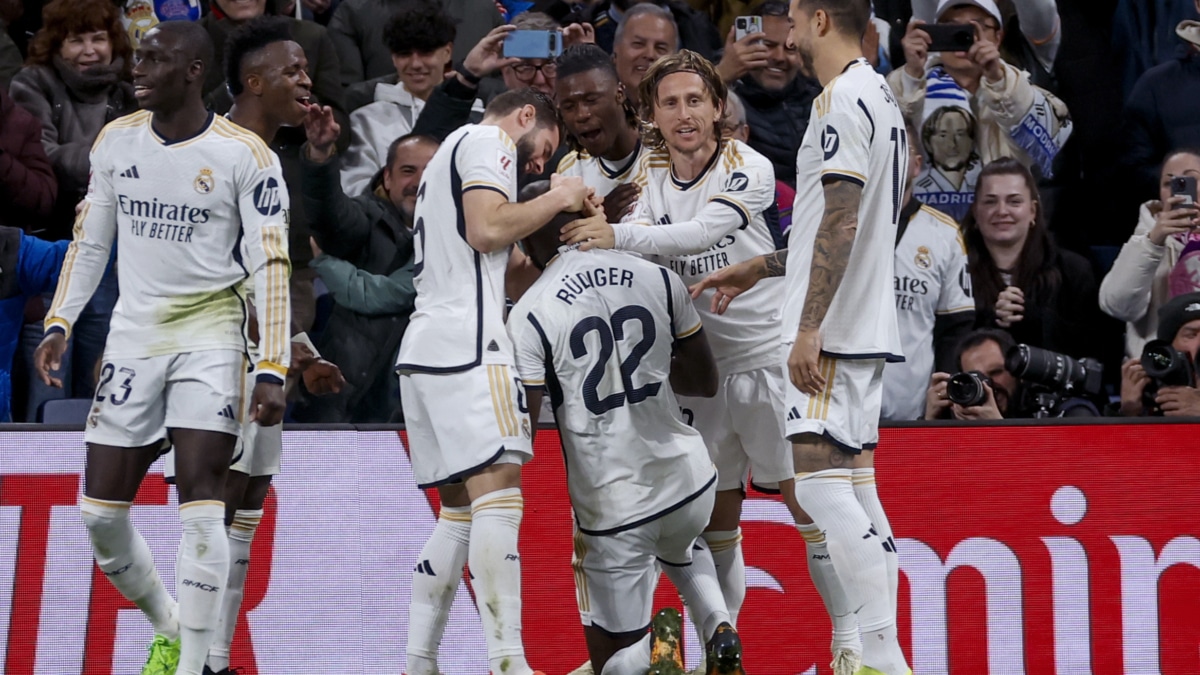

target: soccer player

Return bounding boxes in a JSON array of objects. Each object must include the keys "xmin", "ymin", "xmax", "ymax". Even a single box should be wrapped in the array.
[
  {"xmin": 394, "ymin": 88, "xmax": 598, "ymax": 675},
  {"xmin": 561, "ymin": 49, "xmax": 794, "ymax": 642},
  {"xmin": 509, "ymin": 180, "xmax": 743, "ymax": 675},
  {"xmin": 554, "ymin": 44, "xmax": 645, "ymax": 223},
  {"xmin": 690, "ymin": 1, "xmax": 912, "ymax": 674},
  {"xmin": 33, "ymin": 21, "xmax": 291, "ymax": 675}
]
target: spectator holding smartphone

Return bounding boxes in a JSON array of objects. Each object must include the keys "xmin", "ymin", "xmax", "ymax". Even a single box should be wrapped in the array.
[{"xmin": 1100, "ymin": 148, "xmax": 1200, "ymax": 359}]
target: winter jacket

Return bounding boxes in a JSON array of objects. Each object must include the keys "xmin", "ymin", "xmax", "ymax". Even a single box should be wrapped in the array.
[
  {"xmin": 328, "ymin": 0, "xmax": 504, "ymax": 86},
  {"xmin": 9, "ymin": 58, "xmax": 136, "ymax": 240},
  {"xmin": 588, "ymin": 0, "xmax": 722, "ymax": 60},
  {"xmin": 733, "ymin": 73, "xmax": 820, "ymax": 188},
  {"xmin": 293, "ymin": 150, "xmax": 414, "ymax": 423},
  {"xmin": 310, "ymin": 254, "xmax": 414, "ymax": 316},
  {"xmin": 410, "ymin": 74, "xmax": 501, "ymax": 143},
  {"xmin": 0, "ymin": 227, "xmax": 69, "ymax": 421},
  {"xmin": 0, "ymin": 86, "xmax": 56, "ymax": 229},
  {"xmin": 1098, "ymin": 201, "xmax": 1187, "ymax": 358},
  {"xmin": 340, "ymin": 81, "xmax": 483, "ymax": 196},
  {"xmin": 1121, "ymin": 22, "xmax": 1200, "ymax": 199},
  {"xmin": 887, "ymin": 60, "xmax": 1072, "ymax": 178},
  {"xmin": 0, "ymin": 22, "xmax": 19, "ymax": 90}
]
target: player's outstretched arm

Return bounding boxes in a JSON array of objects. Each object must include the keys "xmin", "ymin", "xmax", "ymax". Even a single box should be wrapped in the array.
[
  {"xmin": 789, "ymin": 180, "xmax": 861, "ymax": 395},
  {"xmin": 463, "ymin": 174, "xmax": 592, "ymax": 253},
  {"xmin": 688, "ymin": 248, "xmax": 787, "ymax": 314},
  {"xmin": 670, "ymin": 330, "xmax": 719, "ymax": 398}
]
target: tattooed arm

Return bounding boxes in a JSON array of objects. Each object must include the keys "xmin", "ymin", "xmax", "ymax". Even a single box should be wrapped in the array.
[
  {"xmin": 688, "ymin": 248, "xmax": 788, "ymax": 314},
  {"xmin": 797, "ymin": 181, "xmax": 861, "ymax": 333}
]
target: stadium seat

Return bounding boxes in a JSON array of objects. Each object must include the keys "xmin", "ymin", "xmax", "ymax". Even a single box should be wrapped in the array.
[{"xmin": 38, "ymin": 398, "xmax": 93, "ymax": 425}]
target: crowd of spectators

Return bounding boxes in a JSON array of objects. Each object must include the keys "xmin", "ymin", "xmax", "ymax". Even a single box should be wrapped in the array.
[{"xmin": 1, "ymin": 0, "xmax": 1198, "ymax": 424}]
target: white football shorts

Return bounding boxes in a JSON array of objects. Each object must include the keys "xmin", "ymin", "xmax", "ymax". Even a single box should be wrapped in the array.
[
  {"xmin": 783, "ymin": 352, "xmax": 886, "ymax": 454},
  {"xmin": 679, "ymin": 366, "xmax": 794, "ymax": 492},
  {"xmin": 573, "ymin": 481, "xmax": 715, "ymax": 634},
  {"xmin": 399, "ymin": 364, "xmax": 533, "ymax": 489},
  {"xmin": 85, "ymin": 349, "xmax": 245, "ymax": 448}
]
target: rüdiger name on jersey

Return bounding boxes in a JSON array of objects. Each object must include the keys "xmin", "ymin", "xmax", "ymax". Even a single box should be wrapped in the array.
[{"xmin": 45, "ymin": 110, "xmax": 291, "ymax": 378}]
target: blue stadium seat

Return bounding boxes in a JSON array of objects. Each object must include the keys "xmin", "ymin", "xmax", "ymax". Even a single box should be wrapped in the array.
[{"xmin": 38, "ymin": 398, "xmax": 93, "ymax": 425}]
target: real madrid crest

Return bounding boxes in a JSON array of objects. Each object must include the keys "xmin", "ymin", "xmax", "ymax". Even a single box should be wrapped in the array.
[
  {"xmin": 194, "ymin": 168, "xmax": 215, "ymax": 194},
  {"xmin": 521, "ymin": 418, "xmax": 532, "ymax": 440},
  {"xmin": 915, "ymin": 245, "xmax": 932, "ymax": 270}
]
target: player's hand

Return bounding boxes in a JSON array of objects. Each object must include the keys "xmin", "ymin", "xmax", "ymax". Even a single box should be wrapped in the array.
[
  {"xmin": 994, "ymin": 285, "xmax": 1024, "ymax": 327},
  {"xmin": 788, "ymin": 329, "xmax": 825, "ymax": 396},
  {"xmin": 33, "ymin": 332, "xmax": 67, "ymax": 388},
  {"xmin": 902, "ymin": 20, "xmax": 931, "ymax": 78},
  {"xmin": 303, "ymin": 105, "xmax": 340, "ymax": 163},
  {"xmin": 302, "ymin": 359, "xmax": 346, "ymax": 395},
  {"xmin": 924, "ymin": 371, "xmax": 953, "ymax": 419},
  {"xmin": 562, "ymin": 22, "xmax": 596, "ymax": 48},
  {"xmin": 1156, "ymin": 385, "xmax": 1200, "ymax": 417},
  {"xmin": 968, "ymin": 25, "xmax": 1005, "ymax": 83},
  {"xmin": 603, "ymin": 183, "xmax": 640, "ymax": 222},
  {"xmin": 560, "ymin": 212, "xmax": 615, "ymax": 250},
  {"xmin": 464, "ymin": 25, "xmax": 519, "ymax": 80},
  {"xmin": 550, "ymin": 173, "xmax": 591, "ymax": 212},
  {"xmin": 716, "ymin": 26, "xmax": 769, "ymax": 83},
  {"xmin": 1118, "ymin": 358, "xmax": 1150, "ymax": 416},
  {"xmin": 688, "ymin": 256, "xmax": 764, "ymax": 313},
  {"xmin": 249, "ymin": 381, "xmax": 286, "ymax": 426},
  {"xmin": 951, "ymin": 382, "xmax": 1003, "ymax": 420},
  {"xmin": 75, "ymin": 199, "xmax": 86, "ymax": 216},
  {"xmin": 309, "ymin": 236, "xmax": 324, "ymax": 258},
  {"xmin": 1149, "ymin": 195, "xmax": 1199, "ymax": 246}
]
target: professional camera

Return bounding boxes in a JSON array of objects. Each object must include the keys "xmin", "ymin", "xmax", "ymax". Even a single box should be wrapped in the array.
[
  {"xmin": 946, "ymin": 371, "xmax": 992, "ymax": 407},
  {"xmin": 1140, "ymin": 339, "xmax": 1197, "ymax": 414},
  {"xmin": 1005, "ymin": 344, "xmax": 1104, "ymax": 418}
]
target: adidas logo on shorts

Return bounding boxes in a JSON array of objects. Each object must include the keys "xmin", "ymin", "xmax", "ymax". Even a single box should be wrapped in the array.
[
  {"xmin": 218, "ymin": 405, "xmax": 236, "ymax": 420},
  {"xmin": 786, "ymin": 406, "xmax": 802, "ymax": 421}
]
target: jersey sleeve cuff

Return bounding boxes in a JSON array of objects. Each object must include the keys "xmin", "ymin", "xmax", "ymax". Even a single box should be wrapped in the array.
[
  {"xmin": 254, "ymin": 361, "xmax": 288, "ymax": 385},
  {"xmin": 820, "ymin": 171, "xmax": 866, "ymax": 187},
  {"xmin": 462, "ymin": 182, "xmax": 510, "ymax": 200},
  {"xmin": 676, "ymin": 322, "xmax": 702, "ymax": 339},
  {"xmin": 710, "ymin": 196, "xmax": 750, "ymax": 228},
  {"xmin": 44, "ymin": 318, "xmax": 71, "ymax": 338}
]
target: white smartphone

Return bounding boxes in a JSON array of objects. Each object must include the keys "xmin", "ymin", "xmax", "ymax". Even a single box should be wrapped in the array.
[{"xmin": 735, "ymin": 15, "xmax": 763, "ymax": 41}]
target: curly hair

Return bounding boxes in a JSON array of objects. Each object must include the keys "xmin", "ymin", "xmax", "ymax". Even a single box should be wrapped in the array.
[
  {"xmin": 637, "ymin": 50, "xmax": 726, "ymax": 150},
  {"xmin": 383, "ymin": 1, "xmax": 458, "ymax": 55},
  {"xmin": 26, "ymin": 0, "xmax": 132, "ymax": 73},
  {"xmin": 225, "ymin": 16, "xmax": 293, "ymax": 97}
]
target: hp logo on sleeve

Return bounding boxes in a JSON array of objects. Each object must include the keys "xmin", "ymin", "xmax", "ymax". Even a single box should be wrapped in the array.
[
  {"xmin": 253, "ymin": 177, "xmax": 282, "ymax": 216},
  {"xmin": 822, "ymin": 125, "xmax": 840, "ymax": 160}
]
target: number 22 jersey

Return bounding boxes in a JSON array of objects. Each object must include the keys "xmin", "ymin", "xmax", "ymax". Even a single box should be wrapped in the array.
[{"xmin": 508, "ymin": 248, "xmax": 715, "ymax": 535}]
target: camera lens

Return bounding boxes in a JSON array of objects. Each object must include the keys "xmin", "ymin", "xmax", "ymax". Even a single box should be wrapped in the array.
[{"xmin": 947, "ymin": 371, "xmax": 988, "ymax": 407}]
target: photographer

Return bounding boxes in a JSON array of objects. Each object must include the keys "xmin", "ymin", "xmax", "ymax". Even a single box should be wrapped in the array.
[
  {"xmin": 1115, "ymin": 292, "xmax": 1200, "ymax": 417},
  {"xmin": 926, "ymin": 328, "xmax": 1101, "ymax": 419}
]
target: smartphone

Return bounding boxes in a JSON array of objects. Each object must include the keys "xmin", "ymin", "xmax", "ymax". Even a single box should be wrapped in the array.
[
  {"xmin": 1171, "ymin": 175, "xmax": 1198, "ymax": 207},
  {"xmin": 503, "ymin": 30, "xmax": 563, "ymax": 60},
  {"xmin": 918, "ymin": 24, "xmax": 976, "ymax": 52},
  {"xmin": 735, "ymin": 15, "xmax": 763, "ymax": 42}
]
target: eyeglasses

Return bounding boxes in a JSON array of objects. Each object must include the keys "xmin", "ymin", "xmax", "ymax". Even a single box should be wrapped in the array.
[{"xmin": 511, "ymin": 62, "xmax": 557, "ymax": 81}]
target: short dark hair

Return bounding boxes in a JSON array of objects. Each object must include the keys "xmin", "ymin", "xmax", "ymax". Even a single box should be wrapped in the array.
[
  {"xmin": 224, "ymin": 16, "xmax": 292, "ymax": 97},
  {"xmin": 385, "ymin": 132, "xmax": 439, "ymax": 170},
  {"xmin": 382, "ymin": 1, "xmax": 457, "ymax": 55},
  {"xmin": 155, "ymin": 20, "xmax": 215, "ymax": 76},
  {"xmin": 752, "ymin": 0, "xmax": 790, "ymax": 17},
  {"xmin": 955, "ymin": 328, "xmax": 1016, "ymax": 370},
  {"xmin": 555, "ymin": 43, "xmax": 619, "ymax": 82},
  {"xmin": 485, "ymin": 87, "xmax": 562, "ymax": 133},
  {"xmin": 792, "ymin": 0, "xmax": 871, "ymax": 38}
]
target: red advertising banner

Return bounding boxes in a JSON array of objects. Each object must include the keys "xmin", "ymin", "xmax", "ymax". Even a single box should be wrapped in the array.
[{"xmin": 1, "ymin": 423, "xmax": 1198, "ymax": 674}]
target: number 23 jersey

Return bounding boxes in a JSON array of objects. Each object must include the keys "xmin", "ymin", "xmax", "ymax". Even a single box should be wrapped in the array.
[{"xmin": 508, "ymin": 248, "xmax": 715, "ymax": 535}]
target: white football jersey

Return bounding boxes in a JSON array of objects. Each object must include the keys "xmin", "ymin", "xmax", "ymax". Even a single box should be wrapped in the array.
[
  {"xmin": 396, "ymin": 124, "xmax": 519, "ymax": 372},
  {"xmin": 881, "ymin": 204, "xmax": 975, "ymax": 420},
  {"xmin": 45, "ymin": 111, "xmax": 292, "ymax": 381},
  {"xmin": 615, "ymin": 140, "xmax": 782, "ymax": 375},
  {"xmin": 556, "ymin": 140, "xmax": 645, "ymax": 197},
  {"xmin": 509, "ymin": 248, "xmax": 715, "ymax": 535},
  {"xmin": 787, "ymin": 58, "xmax": 907, "ymax": 360}
]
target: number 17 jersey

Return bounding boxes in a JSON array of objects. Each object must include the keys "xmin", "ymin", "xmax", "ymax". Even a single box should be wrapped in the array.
[{"xmin": 508, "ymin": 248, "xmax": 716, "ymax": 535}]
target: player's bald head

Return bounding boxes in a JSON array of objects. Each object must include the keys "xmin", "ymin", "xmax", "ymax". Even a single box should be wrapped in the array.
[
  {"xmin": 149, "ymin": 20, "xmax": 215, "ymax": 74},
  {"xmin": 519, "ymin": 180, "xmax": 580, "ymax": 269}
]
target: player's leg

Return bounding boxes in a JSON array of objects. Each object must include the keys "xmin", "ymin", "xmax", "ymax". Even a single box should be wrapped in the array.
[
  {"xmin": 206, "ymin": 468, "xmax": 269, "ymax": 675},
  {"xmin": 851, "ymin": 450, "xmax": 898, "ymax": 618},
  {"xmin": 407, "ymin": 482, "xmax": 471, "ymax": 675},
  {"xmin": 792, "ymin": 499, "xmax": 862, "ymax": 675}
]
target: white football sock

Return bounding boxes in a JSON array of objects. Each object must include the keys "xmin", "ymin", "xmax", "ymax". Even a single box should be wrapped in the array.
[
  {"xmin": 406, "ymin": 504, "xmax": 471, "ymax": 675},
  {"xmin": 662, "ymin": 538, "xmax": 730, "ymax": 642},
  {"xmin": 797, "ymin": 522, "xmax": 860, "ymax": 654},
  {"xmin": 80, "ymin": 496, "xmax": 179, "ymax": 639},
  {"xmin": 470, "ymin": 488, "xmax": 532, "ymax": 675},
  {"xmin": 176, "ymin": 501, "xmax": 229, "ymax": 675},
  {"xmin": 795, "ymin": 470, "xmax": 908, "ymax": 675},
  {"xmin": 600, "ymin": 633, "xmax": 651, "ymax": 674},
  {"xmin": 701, "ymin": 529, "xmax": 745, "ymax": 626},
  {"xmin": 853, "ymin": 468, "xmax": 898, "ymax": 618},
  {"xmin": 207, "ymin": 509, "xmax": 262, "ymax": 673}
]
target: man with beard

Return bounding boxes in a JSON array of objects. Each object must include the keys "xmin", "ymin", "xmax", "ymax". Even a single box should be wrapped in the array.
[
  {"xmin": 33, "ymin": 21, "xmax": 290, "ymax": 675},
  {"xmin": 394, "ymin": 88, "xmax": 598, "ymax": 675},
  {"xmin": 554, "ymin": 44, "xmax": 645, "ymax": 223}
]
